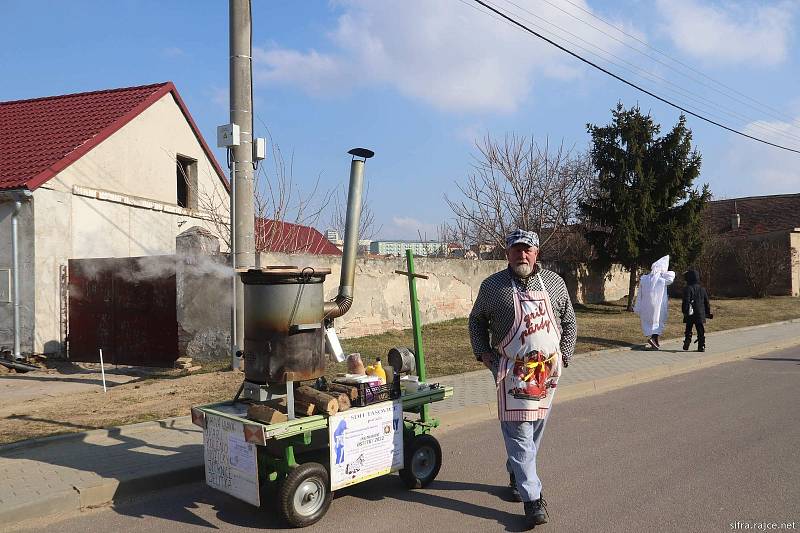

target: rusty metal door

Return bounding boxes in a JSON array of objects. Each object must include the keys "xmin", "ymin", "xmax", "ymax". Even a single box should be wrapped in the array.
[{"xmin": 68, "ymin": 256, "xmax": 178, "ymax": 367}]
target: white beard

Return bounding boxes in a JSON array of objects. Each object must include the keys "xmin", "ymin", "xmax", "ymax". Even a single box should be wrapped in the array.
[{"xmin": 511, "ymin": 262, "xmax": 533, "ymax": 278}]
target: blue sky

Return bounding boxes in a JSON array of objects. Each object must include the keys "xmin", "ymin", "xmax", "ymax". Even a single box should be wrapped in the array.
[{"xmin": 2, "ymin": 0, "xmax": 799, "ymax": 239}]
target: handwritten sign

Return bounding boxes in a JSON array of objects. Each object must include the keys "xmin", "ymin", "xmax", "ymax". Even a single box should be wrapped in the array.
[
  {"xmin": 329, "ymin": 400, "xmax": 404, "ymax": 491},
  {"xmin": 203, "ymin": 413, "xmax": 260, "ymax": 506}
]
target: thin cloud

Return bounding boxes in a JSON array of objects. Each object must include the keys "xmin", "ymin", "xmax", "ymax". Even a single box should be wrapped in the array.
[
  {"xmin": 390, "ymin": 216, "xmax": 438, "ymax": 239},
  {"xmin": 656, "ymin": 0, "xmax": 795, "ymax": 66},
  {"xmin": 253, "ymin": 0, "xmax": 635, "ymax": 114},
  {"xmin": 162, "ymin": 46, "xmax": 186, "ymax": 58},
  {"xmin": 720, "ymin": 116, "xmax": 800, "ymax": 195}
]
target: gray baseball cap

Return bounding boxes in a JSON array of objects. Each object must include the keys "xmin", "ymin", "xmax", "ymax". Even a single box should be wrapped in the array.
[{"xmin": 506, "ymin": 229, "xmax": 539, "ymax": 249}]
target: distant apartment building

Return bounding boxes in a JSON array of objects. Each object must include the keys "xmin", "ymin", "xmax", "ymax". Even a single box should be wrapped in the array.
[
  {"xmin": 325, "ymin": 229, "xmax": 342, "ymax": 244},
  {"xmin": 369, "ymin": 240, "xmax": 448, "ymax": 257},
  {"xmin": 324, "ymin": 229, "xmax": 372, "ymax": 254}
]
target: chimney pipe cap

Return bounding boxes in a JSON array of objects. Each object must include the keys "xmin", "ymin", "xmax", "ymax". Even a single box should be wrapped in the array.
[{"xmin": 348, "ymin": 148, "xmax": 374, "ymax": 159}]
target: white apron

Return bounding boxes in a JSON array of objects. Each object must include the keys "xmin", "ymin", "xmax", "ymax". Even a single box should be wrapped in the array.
[{"xmin": 496, "ymin": 274, "xmax": 563, "ymax": 422}]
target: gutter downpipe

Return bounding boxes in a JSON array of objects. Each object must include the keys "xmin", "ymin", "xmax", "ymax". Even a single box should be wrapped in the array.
[
  {"xmin": 9, "ymin": 189, "xmax": 32, "ymax": 360},
  {"xmin": 324, "ymin": 148, "xmax": 374, "ymax": 319}
]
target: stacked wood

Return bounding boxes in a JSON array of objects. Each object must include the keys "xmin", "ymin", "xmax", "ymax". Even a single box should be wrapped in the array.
[
  {"xmin": 328, "ymin": 391, "xmax": 351, "ymax": 412},
  {"xmin": 174, "ymin": 357, "xmax": 193, "ymax": 370},
  {"xmin": 296, "ymin": 386, "xmax": 339, "ymax": 416},
  {"xmin": 263, "ymin": 397, "xmax": 316, "ymax": 417},
  {"xmin": 247, "ymin": 404, "xmax": 288, "ymax": 424},
  {"xmin": 327, "ymin": 383, "xmax": 359, "ymax": 401}
]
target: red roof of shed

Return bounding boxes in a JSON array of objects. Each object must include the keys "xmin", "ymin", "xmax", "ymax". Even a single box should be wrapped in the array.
[
  {"xmin": 256, "ymin": 219, "xmax": 343, "ymax": 256},
  {"xmin": 0, "ymin": 82, "xmax": 227, "ymax": 192}
]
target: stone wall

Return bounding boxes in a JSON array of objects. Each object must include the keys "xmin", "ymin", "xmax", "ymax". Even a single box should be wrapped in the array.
[
  {"xmin": 171, "ymin": 246, "xmax": 634, "ymax": 355},
  {"xmin": 175, "ymin": 228, "xmax": 232, "ymax": 362},
  {"xmin": 258, "ymin": 253, "xmax": 630, "ymax": 338}
]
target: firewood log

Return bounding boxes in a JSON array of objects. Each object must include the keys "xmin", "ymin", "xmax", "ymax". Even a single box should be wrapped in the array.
[
  {"xmin": 264, "ymin": 397, "xmax": 316, "ymax": 417},
  {"xmin": 247, "ymin": 404, "xmax": 288, "ymax": 424},
  {"xmin": 328, "ymin": 383, "xmax": 359, "ymax": 401},
  {"xmin": 330, "ymin": 391, "xmax": 351, "ymax": 411},
  {"xmin": 295, "ymin": 386, "xmax": 339, "ymax": 416}
]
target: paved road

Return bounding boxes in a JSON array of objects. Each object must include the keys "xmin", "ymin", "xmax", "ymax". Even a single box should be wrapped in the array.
[{"xmin": 10, "ymin": 347, "xmax": 799, "ymax": 533}]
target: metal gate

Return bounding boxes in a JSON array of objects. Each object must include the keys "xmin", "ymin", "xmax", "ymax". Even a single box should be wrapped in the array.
[{"xmin": 68, "ymin": 256, "xmax": 178, "ymax": 367}]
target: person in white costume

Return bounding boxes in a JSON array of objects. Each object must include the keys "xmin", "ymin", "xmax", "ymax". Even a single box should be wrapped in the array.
[{"xmin": 633, "ymin": 255, "xmax": 676, "ymax": 350}]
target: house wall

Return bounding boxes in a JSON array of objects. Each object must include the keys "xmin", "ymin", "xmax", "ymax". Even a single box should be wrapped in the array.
[
  {"xmin": 790, "ymin": 230, "xmax": 800, "ymax": 297},
  {"xmin": 175, "ymin": 229, "xmax": 232, "ymax": 362},
  {"xmin": 0, "ymin": 199, "xmax": 35, "ymax": 354},
  {"xmin": 31, "ymin": 93, "xmax": 230, "ymax": 354}
]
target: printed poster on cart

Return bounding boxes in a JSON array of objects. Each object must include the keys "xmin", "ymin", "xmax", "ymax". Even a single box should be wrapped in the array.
[
  {"xmin": 328, "ymin": 399, "xmax": 404, "ymax": 490},
  {"xmin": 203, "ymin": 413, "xmax": 260, "ymax": 507}
]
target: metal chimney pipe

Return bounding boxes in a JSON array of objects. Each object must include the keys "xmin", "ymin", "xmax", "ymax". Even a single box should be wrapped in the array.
[{"xmin": 325, "ymin": 148, "xmax": 374, "ymax": 319}]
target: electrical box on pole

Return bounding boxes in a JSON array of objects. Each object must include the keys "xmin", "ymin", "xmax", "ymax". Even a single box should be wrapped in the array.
[
  {"xmin": 217, "ymin": 123, "xmax": 241, "ymax": 148},
  {"xmin": 253, "ymin": 137, "xmax": 266, "ymax": 161}
]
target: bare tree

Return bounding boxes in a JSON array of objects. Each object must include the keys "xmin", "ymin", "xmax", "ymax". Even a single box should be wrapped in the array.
[
  {"xmin": 444, "ymin": 134, "xmax": 594, "ymax": 261},
  {"xmin": 327, "ymin": 181, "xmax": 381, "ymax": 247},
  {"xmin": 734, "ymin": 239, "xmax": 795, "ymax": 298},
  {"xmin": 694, "ymin": 228, "xmax": 732, "ymax": 295},
  {"xmin": 192, "ymin": 137, "xmax": 333, "ymax": 255}
]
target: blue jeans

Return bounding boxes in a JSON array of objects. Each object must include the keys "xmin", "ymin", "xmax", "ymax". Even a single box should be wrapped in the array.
[
  {"xmin": 489, "ymin": 357, "xmax": 551, "ymax": 502},
  {"xmin": 501, "ymin": 410, "xmax": 551, "ymax": 502}
]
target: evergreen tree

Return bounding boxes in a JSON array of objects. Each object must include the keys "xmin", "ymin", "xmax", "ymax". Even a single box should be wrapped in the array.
[{"xmin": 580, "ymin": 103, "xmax": 710, "ymax": 311}]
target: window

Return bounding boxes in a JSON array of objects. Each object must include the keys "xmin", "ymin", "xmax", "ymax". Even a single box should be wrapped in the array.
[{"xmin": 176, "ymin": 154, "xmax": 197, "ymax": 209}]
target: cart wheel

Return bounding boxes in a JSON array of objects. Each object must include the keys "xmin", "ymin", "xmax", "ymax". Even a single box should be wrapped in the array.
[
  {"xmin": 399, "ymin": 434, "xmax": 442, "ymax": 489},
  {"xmin": 279, "ymin": 462, "xmax": 332, "ymax": 528}
]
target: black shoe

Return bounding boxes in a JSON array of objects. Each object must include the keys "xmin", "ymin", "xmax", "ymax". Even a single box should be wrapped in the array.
[
  {"xmin": 698, "ymin": 344, "xmax": 705, "ymax": 352},
  {"xmin": 647, "ymin": 337, "xmax": 659, "ymax": 350},
  {"xmin": 683, "ymin": 338, "xmax": 691, "ymax": 351},
  {"xmin": 509, "ymin": 473, "xmax": 522, "ymax": 502},
  {"xmin": 524, "ymin": 497, "xmax": 548, "ymax": 527}
]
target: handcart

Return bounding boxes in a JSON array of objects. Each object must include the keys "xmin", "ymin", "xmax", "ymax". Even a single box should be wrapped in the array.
[
  {"xmin": 191, "ymin": 380, "xmax": 452, "ymax": 527},
  {"xmin": 192, "ymin": 249, "xmax": 452, "ymax": 527}
]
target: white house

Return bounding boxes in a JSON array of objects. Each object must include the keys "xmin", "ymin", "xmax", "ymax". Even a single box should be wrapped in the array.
[{"xmin": 0, "ymin": 82, "xmax": 230, "ymax": 357}]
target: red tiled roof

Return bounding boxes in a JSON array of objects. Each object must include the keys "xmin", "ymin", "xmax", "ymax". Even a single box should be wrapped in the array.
[
  {"xmin": 0, "ymin": 82, "xmax": 227, "ymax": 192},
  {"xmin": 256, "ymin": 219, "xmax": 343, "ymax": 256},
  {"xmin": 704, "ymin": 193, "xmax": 800, "ymax": 236}
]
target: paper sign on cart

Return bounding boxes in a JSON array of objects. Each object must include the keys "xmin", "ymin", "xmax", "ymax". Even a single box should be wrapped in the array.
[
  {"xmin": 203, "ymin": 413, "xmax": 260, "ymax": 507},
  {"xmin": 328, "ymin": 400, "xmax": 404, "ymax": 490}
]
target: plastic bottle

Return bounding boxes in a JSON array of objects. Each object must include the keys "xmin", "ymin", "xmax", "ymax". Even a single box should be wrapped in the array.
[{"xmin": 373, "ymin": 357, "xmax": 387, "ymax": 385}]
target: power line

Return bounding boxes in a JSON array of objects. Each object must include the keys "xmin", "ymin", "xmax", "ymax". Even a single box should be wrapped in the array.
[
  {"xmin": 492, "ymin": 0, "xmax": 800, "ymax": 146},
  {"xmin": 553, "ymin": 0, "xmax": 794, "ymax": 124},
  {"xmin": 469, "ymin": 0, "xmax": 800, "ymax": 155}
]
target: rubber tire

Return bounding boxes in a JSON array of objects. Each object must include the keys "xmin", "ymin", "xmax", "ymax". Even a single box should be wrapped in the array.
[
  {"xmin": 278, "ymin": 462, "xmax": 332, "ymax": 528},
  {"xmin": 399, "ymin": 434, "xmax": 442, "ymax": 489}
]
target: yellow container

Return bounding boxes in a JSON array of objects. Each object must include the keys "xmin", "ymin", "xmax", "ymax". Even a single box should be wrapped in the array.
[{"xmin": 372, "ymin": 358, "xmax": 387, "ymax": 385}]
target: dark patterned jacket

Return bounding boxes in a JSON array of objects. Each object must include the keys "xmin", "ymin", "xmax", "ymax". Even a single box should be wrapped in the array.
[{"xmin": 469, "ymin": 265, "xmax": 577, "ymax": 365}]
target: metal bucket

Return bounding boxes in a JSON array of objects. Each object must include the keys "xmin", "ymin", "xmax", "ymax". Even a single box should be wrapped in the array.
[
  {"xmin": 387, "ymin": 346, "xmax": 416, "ymax": 374},
  {"xmin": 241, "ymin": 267, "xmax": 331, "ymax": 383}
]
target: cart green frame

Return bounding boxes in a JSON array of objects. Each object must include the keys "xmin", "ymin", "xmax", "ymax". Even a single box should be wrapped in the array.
[
  {"xmin": 192, "ymin": 385, "xmax": 453, "ymax": 527},
  {"xmin": 192, "ymin": 251, "xmax": 453, "ymax": 527}
]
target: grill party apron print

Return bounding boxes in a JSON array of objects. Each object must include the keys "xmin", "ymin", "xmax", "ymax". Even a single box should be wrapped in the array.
[{"xmin": 496, "ymin": 274, "xmax": 562, "ymax": 422}]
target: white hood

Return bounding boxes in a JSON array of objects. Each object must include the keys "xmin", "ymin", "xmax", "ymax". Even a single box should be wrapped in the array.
[{"xmin": 650, "ymin": 255, "xmax": 670, "ymax": 274}]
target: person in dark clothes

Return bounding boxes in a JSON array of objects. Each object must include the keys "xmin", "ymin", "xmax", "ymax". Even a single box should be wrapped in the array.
[{"xmin": 682, "ymin": 269, "xmax": 713, "ymax": 351}]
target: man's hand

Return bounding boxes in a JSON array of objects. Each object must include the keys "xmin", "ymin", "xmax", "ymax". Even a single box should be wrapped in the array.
[{"xmin": 479, "ymin": 352, "xmax": 494, "ymax": 370}]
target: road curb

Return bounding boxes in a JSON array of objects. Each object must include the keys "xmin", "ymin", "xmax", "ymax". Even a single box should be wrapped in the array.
[
  {"xmin": 434, "ymin": 336, "xmax": 800, "ymax": 432},
  {"xmin": 0, "ymin": 464, "xmax": 206, "ymax": 529},
  {"xmin": 0, "ymin": 416, "xmax": 193, "ymax": 455}
]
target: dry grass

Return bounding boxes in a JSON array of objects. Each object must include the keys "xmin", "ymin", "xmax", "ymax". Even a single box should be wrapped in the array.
[
  {"xmin": 341, "ymin": 296, "xmax": 800, "ymax": 378},
  {"xmin": 1, "ymin": 296, "xmax": 798, "ymax": 445}
]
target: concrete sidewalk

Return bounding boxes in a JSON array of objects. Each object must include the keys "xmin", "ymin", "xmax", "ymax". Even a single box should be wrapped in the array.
[{"xmin": 2, "ymin": 319, "xmax": 799, "ymax": 529}]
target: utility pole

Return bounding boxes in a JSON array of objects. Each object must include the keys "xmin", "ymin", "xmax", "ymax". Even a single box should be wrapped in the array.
[{"xmin": 229, "ymin": 0, "xmax": 256, "ymax": 369}]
